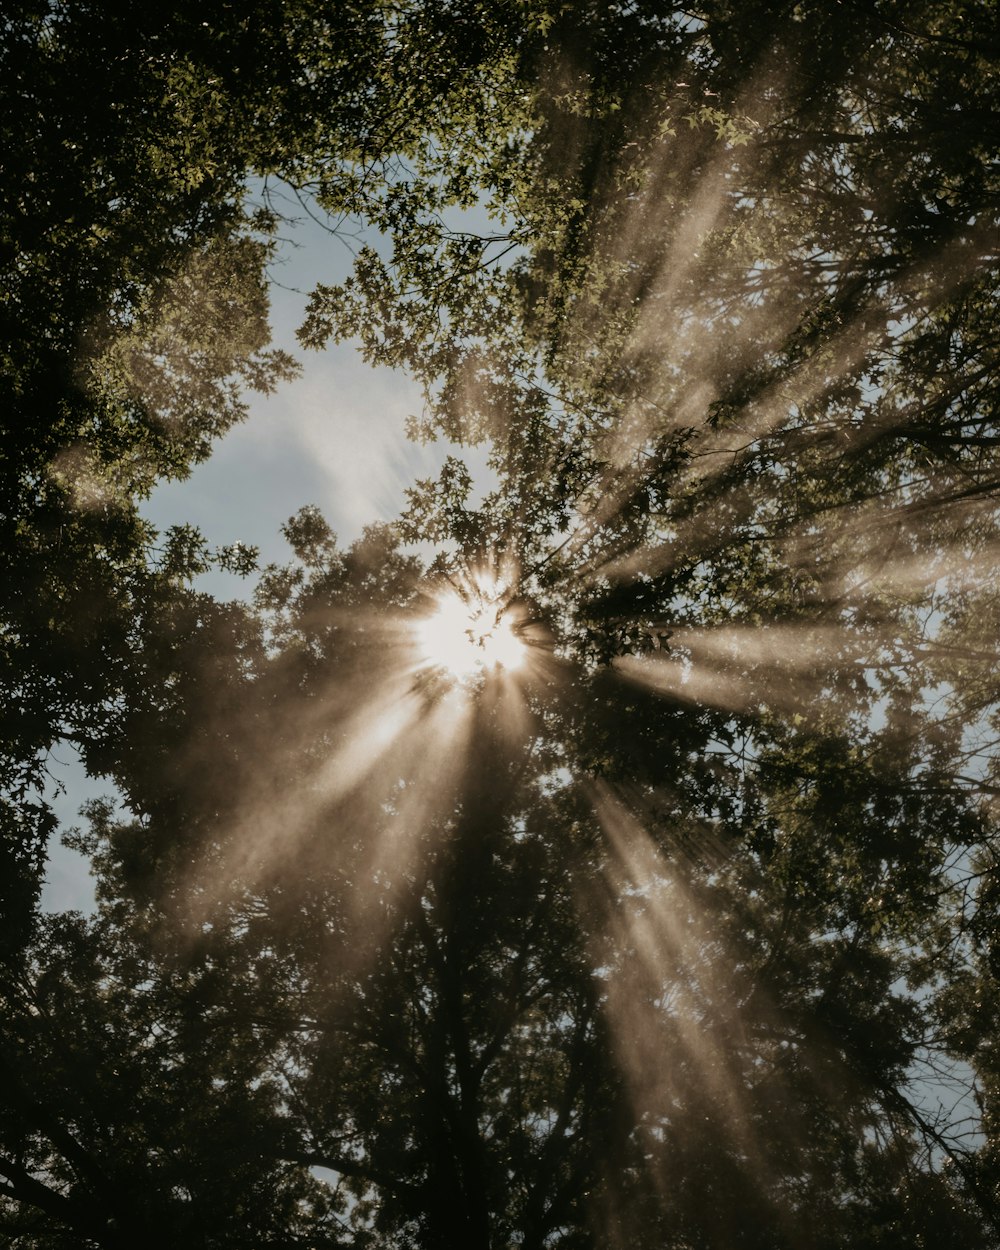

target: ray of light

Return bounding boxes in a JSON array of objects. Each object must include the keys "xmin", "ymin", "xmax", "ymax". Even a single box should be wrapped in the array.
[
  {"xmin": 537, "ymin": 121, "xmax": 997, "ymax": 596},
  {"xmin": 580, "ymin": 781, "xmax": 883, "ymax": 1223},
  {"xmin": 178, "ymin": 627, "xmax": 475, "ymax": 920},
  {"xmin": 585, "ymin": 784, "xmax": 775, "ymax": 1193},
  {"xmin": 177, "ymin": 565, "xmax": 547, "ymax": 937},
  {"xmin": 612, "ymin": 618, "xmax": 884, "ymax": 721},
  {"xmin": 184, "ymin": 671, "xmax": 428, "ymax": 907}
]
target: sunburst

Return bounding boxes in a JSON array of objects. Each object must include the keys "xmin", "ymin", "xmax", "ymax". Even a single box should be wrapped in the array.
[{"xmin": 416, "ymin": 583, "xmax": 526, "ymax": 679}]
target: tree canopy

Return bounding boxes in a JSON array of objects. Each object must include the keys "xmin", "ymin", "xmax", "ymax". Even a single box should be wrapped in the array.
[{"xmin": 2, "ymin": 2, "xmax": 1000, "ymax": 1247}]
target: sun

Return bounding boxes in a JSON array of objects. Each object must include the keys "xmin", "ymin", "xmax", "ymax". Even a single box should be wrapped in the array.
[{"xmin": 416, "ymin": 588, "xmax": 526, "ymax": 679}]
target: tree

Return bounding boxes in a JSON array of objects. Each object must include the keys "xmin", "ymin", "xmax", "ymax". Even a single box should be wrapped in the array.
[
  {"xmin": 0, "ymin": 0, "xmax": 534, "ymax": 940},
  {"xmin": 4, "ymin": 1, "xmax": 1000, "ymax": 1247},
  {"xmin": 278, "ymin": 0, "xmax": 1000, "ymax": 1239},
  {"xmin": 1, "ymin": 0, "xmax": 306, "ymax": 945},
  {"xmin": 3, "ymin": 511, "xmax": 995, "ymax": 1247}
]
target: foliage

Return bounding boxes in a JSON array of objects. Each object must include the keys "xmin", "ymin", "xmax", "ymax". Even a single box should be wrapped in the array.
[
  {"xmin": 0, "ymin": 0, "xmax": 521, "ymax": 930},
  {"xmin": 3, "ymin": 2, "xmax": 1000, "ymax": 1248}
]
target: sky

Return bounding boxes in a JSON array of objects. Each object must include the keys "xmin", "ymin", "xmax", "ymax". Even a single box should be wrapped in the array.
[{"xmin": 40, "ymin": 192, "xmax": 496, "ymax": 912}]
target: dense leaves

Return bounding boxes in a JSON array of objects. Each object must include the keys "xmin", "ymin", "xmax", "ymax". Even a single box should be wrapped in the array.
[{"xmin": 3, "ymin": 2, "xmax": 1000, "ymax": 1248}]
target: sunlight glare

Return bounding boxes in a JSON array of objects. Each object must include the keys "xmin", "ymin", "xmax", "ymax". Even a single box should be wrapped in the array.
[{"xmin": 417, "ymin": 590, "xmax": 525, "ymax": 678}]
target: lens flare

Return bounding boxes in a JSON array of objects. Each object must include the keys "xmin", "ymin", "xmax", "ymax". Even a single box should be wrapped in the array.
[{"xmin": 416, "ymin": 589, "xmax": 525, "ymax": 678}]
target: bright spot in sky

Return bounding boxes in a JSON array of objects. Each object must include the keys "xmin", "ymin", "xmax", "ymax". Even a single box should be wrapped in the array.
[{"xmin": 417, "ymin": 590, "xmax": 525, "ymax": 678}]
